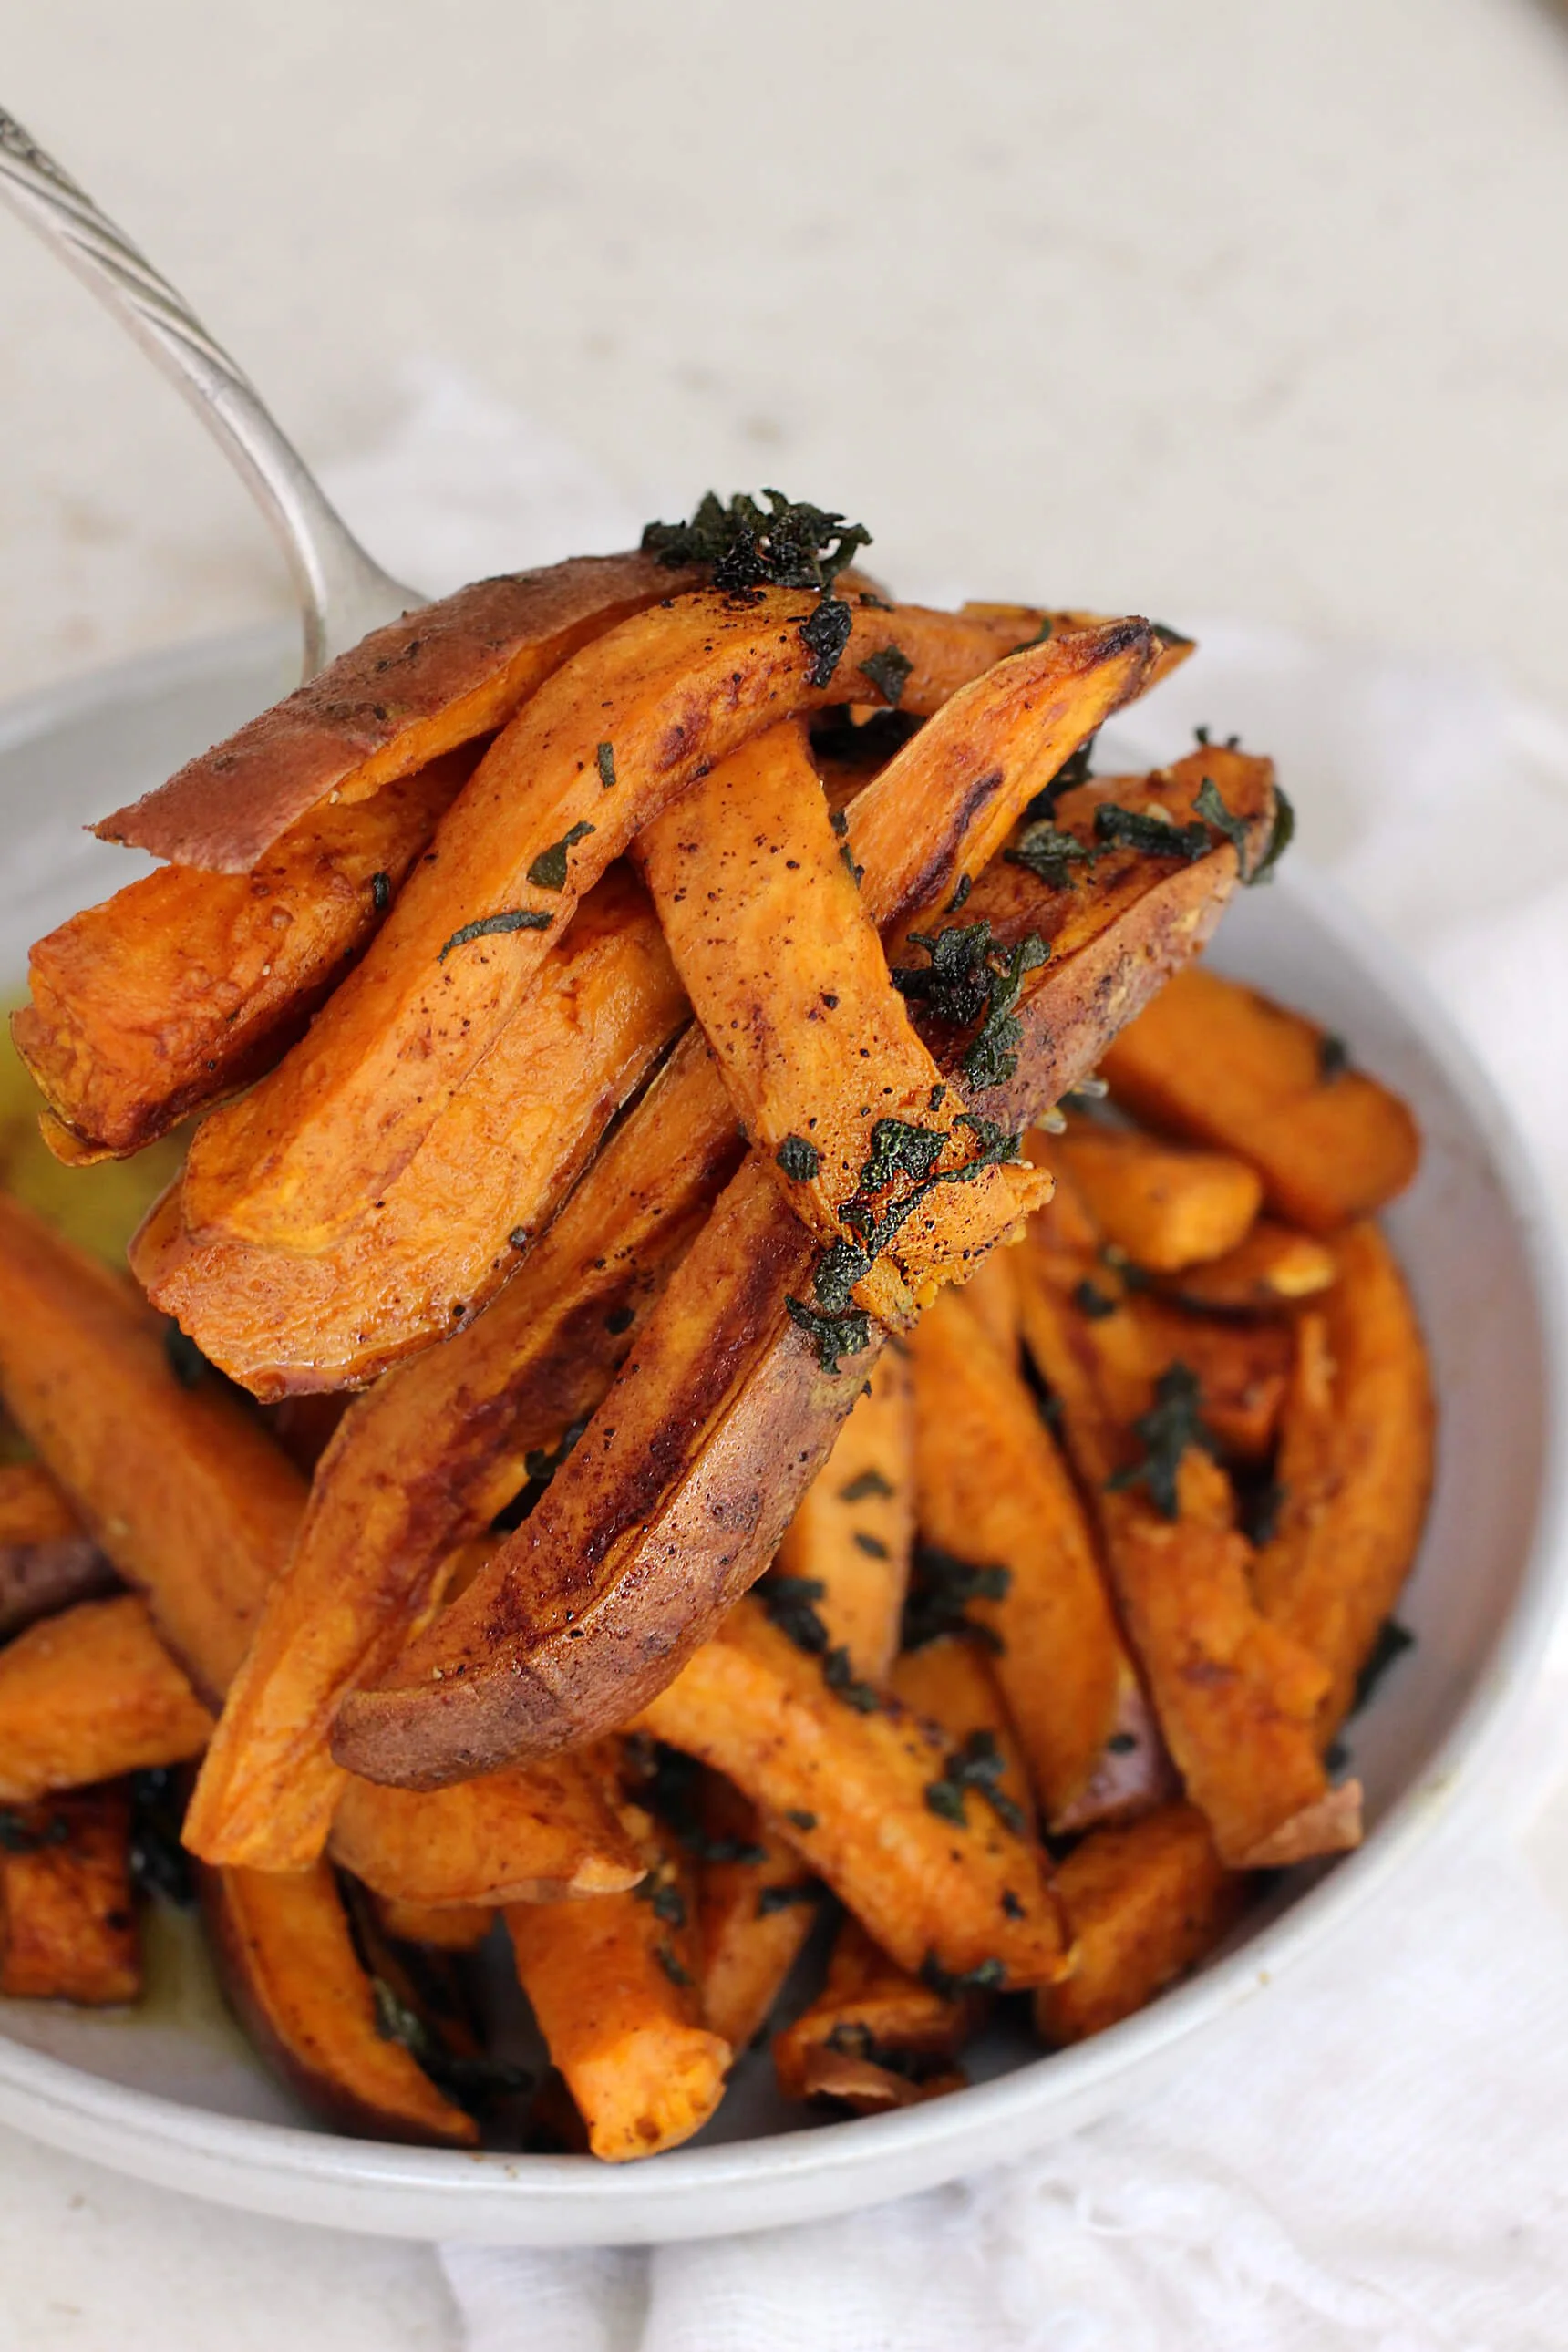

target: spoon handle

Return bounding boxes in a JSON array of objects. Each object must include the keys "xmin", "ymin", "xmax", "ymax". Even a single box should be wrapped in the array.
[{"xmin": 0, "ymin": 107, "xmax": 422, "ymax": 677}]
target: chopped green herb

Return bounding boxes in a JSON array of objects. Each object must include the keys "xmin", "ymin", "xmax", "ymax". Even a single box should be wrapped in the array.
[
  {"xmin": 1350, "ymin": 1618, "xmax": 1415, "ymax": 1717},
  {"xmin": 785, "ymin": 1809, "xmax": 819, "ymax": 1833},
  {"xmin": 1005, "ymin": 820, "xmax": 1097, "ymax": 891},
  {"xmin": 823, "ymin": 1645, "xmax": 882, "ymax": 1713},
  {"xmin": 1093, "ymin": 803, "xmax": 1211, "ymax": 861},
  {"xmin": 1193, "ymin": 726, "xmax": 1212, "ymax": 747},
  {"xmin": 1001, "ymin": 1888, "xmax": 1026, "ymax": 1921},
  {"xmin": 595, "ymin": 740, "xmax": 616, "ymax": 789},
  {"xmin": 839, "ymin": 841, "xmax": 866, "ymax": 887},
  {"xmin": 1105, "ymin": 1363, "xmax": 1218, "ymax": 1520},
  {"xmin": 786, "ymin": 1295, "xmax": 872, "ymax": 1375},
  {"xmin": 1193, "ymin": 776, "xmax": 1253, "ymax": 877},
  {"xmin": 839, "ymin": 1467, "xmax": 894, "ymax": 1503},
  {"xmin": 527, "ymin": 820, "xmax": 596, "ymax": 892},
  {"xmin": 962, "ymin": 934, "xmax": 1050, "ymax": 1092},
  {"xmin": 371, "ymin": 870, "xmax": 392, "ymax": 913},
  {"xmin": 1252, "ymin": 782, "xmax": 1295, "ymax": 882},
  {"xmin": 813, "ymin": 1239, "xmax": 872, "ymax": 1315},
  {"xmin": 1073, "ymin": 1278, "xmax": 1119, "ymax": 1321},
  {"xmin": 923, "ymin": 1777, "xmax": 967, "ymax": 1826},
  {"xmin": 830, "ymin": 806, "xmax": 850, "ymax": 837},
  {"xmin": 776, "ymin": 1133, "xmax": 821, "ymax": 1182},
  {"xmin": 129, "ymin": 1767, "xmax": 194, "ymax": 1907},
  {"xmin": 857, "ymin": 645, "xmax": 913, "ymax": 707},
  {"xmin": 857, "ymin": 1119, "xmax": 948, "ymax": 1193},
  {"xmin": 634, "ymin": 1742, "xmax": 768, "ymax": 1862},
  {"xmin": 1013, "ymin": 614, "xmax": 1054, "ymax": 650},
  {"xmin": 761, "ymin": 1573, "xmax": 830, "ymax": 1655},
  {"xmin": 0, "ymin": 1807, "xmax": 70, "ymax": 1855},
  {"xmin": 641, "ymin": 490, "xmax": 872, "ymax": 595},
  {"xmin": 438, "ymin": 908, "xmax": 552, "ymax": 960},
  {"xmin": 923, "ymin": 1730, "xmax": 1027, "ymax": 1836},
  {"xmin": 919, "ymin": 1951, "xmax": 1006, "ymax": 1997},
  {"xmin": 902, "ymin": 1542, "xmax": 1010, "ymax": 1652},
  {"xmin": 634, "ymin": 1876, "xmax": 688, "ymax": 1928},
  {"xmin": 946, "ymin": 874, "xmax": 974, "ymax": 913},
  {"xmin": 1318, "ymin": 1033, "xmax": 1350, "ymax": 1081},
  {"xmin": 655, "ymin": 1941, "xmax": 694, "ymax": 1990},
  {"xmin": 892, "ymin": 921, "xmax": 1000, "ymax": 1030},
  {"xmin": 851, "ymin": 1530, "xmax": 889, "ymax": 1559},
  {"xmin": 757, "ymin": 1882, "xmax": 820, "ymax": 1917},
  {"xmin": 800, "ymin": 597, "xmax": 854, "ymax": 688}
]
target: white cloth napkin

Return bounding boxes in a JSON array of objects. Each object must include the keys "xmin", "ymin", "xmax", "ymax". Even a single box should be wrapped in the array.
[{"xmin": 326, "ymin": 367, "xmax": 1568, "ymax": 2350}]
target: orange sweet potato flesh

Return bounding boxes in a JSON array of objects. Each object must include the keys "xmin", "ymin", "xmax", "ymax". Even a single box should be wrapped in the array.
[
  {"xmin": 183, "ymin": 1024, "xmax": 739, "ymax": 1870},
  {"xmin": 1014, "ymin": 1248, "xmax": 1359, "ymax": 1871},
  {"xmin": 133, "ymin": 866, "xmax": 689, "ymax": 1395},
  {"xmin": 887, "ymin": 1631, "xmax": 1035, "ymax": 1826},
  {"xmin": 179, "ymin": 593, "xmax": 1061, "ymax": 1256},
  {"xmin": 0, "ymin": 1461, "xmax": 80, "ymax": 1545},
  {"xmin": 0, "ymin": 1194, "xmax": 305, "ymax": 1704},
  {"xmin": 1253, "ymin": 1222, "xmax": 1434, "ymax": 1737},
  {"xmin": 1035, "ymin": 1803, "xmax": 1244, "ymax": 2045},
  {"xmin": 1120, "ymin": 1294, "xmax": 1295, "ymax": 1463},
  {"xmin": 372, "ymin": 1895, "xmax": 492, "ymax": 1953},
  {"xmin": 202, "ymin": 1859, "xmax": 478, "ymax": 2144},
  {"xmin": 95, "ymin": 552, "xmax": 702, "ymax": 872},
  {"xmin": 634, "ymin": 1600, "xmax": 1068, "ymax": 1990},
  {"xmin": 328, "ymin": 1757, "xmax": 644, "ymax": 1908},
  {"xmin": 773, "ymin": 1914, "xmax": 970, "ymax": 2110},
  {"xmin": 16, "ymin": 749, "xmax": 477, "ymax": 1161},
  {"xmin": 1054, "ymin": 1126, "xmax": 1263, "ymax": 1274},
  {"xmin": 335, "ymin": 792, "xmax": 1263, "ymax": 1789},
  {"xmin": 696, "ymin": 1778, "xmax": 818, "ymax": 2053},
  {"xmin": 773, "ymin": 1343, "xmax": 915, "ymax": 1683},
  {"xmin": 506, "ymin": 1798, "xmax": 729, "ymax": 2161},
  {"xmin": 0, "ymin": 1785, "xmax": 140, "ymax": 2004},
  {"xmin": 1157, "ymin": 1219, "xmax": 1337, "ymax": 1314},
  {"xmin": 0, "ymin": 1461, "xmax": 115, "ymax": 1639},
  {"xmin": 909, "ymin": 1287, "xmax": 1163, "ymax": 1831},
  {"xmin": 1099, "ymin": 965, "xmax": 1420, "ymax": 1233},
  {"xmin": 0, "ymin": 1594, "xmax": 212, "ymax": 1803}
]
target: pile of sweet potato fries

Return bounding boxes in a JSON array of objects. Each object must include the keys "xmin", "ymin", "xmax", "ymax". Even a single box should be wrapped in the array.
[{"xmin": 0, "ymin": 497, "xmax": 1431, "ymax": 2158}]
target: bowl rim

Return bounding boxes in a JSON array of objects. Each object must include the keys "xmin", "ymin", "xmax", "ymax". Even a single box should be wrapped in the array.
[{"xmin": 0, "ymin": 632, "xmax": 1563, "ymax": 2239}]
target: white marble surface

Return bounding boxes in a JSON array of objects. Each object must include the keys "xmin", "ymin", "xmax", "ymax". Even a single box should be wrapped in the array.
[{"xmin": 2, "ymin": 1, "xmax": 1567, "ymax": 2340}]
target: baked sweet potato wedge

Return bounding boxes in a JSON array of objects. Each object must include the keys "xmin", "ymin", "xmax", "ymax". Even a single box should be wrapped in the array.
[
  {"xmin": 1119, "ymin": 1294, "xmax": 1295, "ymax": 1463},
  {"xmin": 506, "ymin": 1796, "xmax": 729, "ymax": 2161},
  {"xmin": 1156, "ymin": 1219, "xmax": 1337, "ymax": 1314},
  {"xmin": 0, "ymin": 1784, "xmax": 139, "ymax": 2004},
  {"xmin": 16, "ymin": 749, "xmax": 476, "ymax": 1161},
  {"xmin": 371, "ymin": 1895, "xmax": 492, "ymax": 1953},
  {"xmin": 773, "ymin": 1914, "xmax": 970, "ymax": 2111},
  {"xmin": 634, "ymin": 1600, "xmax": 1068, "ymax": 1990},
  {"xmin": 772, "ymin": 1343, "xmax": 915, "ymax": 1683},
  {"xmin": 1099, "ymin": 966, "xmax": 1420, "ymax": 1233},
  {"xmin": 694, "ymin": 1776, "xmax": 819, "ymax": 2052},
  {"xmin": 0, "ymin": 1460, "xmax": 115, "ymax": 1638},
  {"xmin": 1035, "ymin": 1803, "xmax": 1243, "ymax": 2046},
  {"xmin": 0, "ymin": 1195, "xmax": 304, "ymax": 1702},
  {"xmin": 179, "ymin": 594, "xmax": 1060, "ymax": 1256},
  {"xmin": 202, "ymin": 1860, "xmax": 478, "ymax": 2144},
  {"xmin": 1253, "ymin": 1222, "xmax": 1434, "ymax": 1736},
  {"xmin": 1053, "ymin": 1126, "xmax": 1263, "ymax": 1274},
  {"xmin": 95, "ymin": 551, "xmax": 702, "ymax": 871},
  {"xmin": 0, "ymin": 1594, "xmax": 211, "ymax": 1803},
  {"xmin": 327, "ymin": 1757, "xmax": 644, "ymax": 1909},
  {"xmin": 134, "ymin": 865, "xmax": 688, "ymax": 1395}
]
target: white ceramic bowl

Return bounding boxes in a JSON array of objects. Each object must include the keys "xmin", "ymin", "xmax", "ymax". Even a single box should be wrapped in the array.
[{"xmin": 0, "ymin": 632, "xmax": 1563, "ymax": 2245}]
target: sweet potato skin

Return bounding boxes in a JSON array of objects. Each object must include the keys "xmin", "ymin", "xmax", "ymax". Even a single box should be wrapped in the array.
[
  {"xmin": 96, "ymin": 552, "xmax": 702, "ymax": 871},
  {"xmin": 0, "ymin": 1196, "xmax": 304, "ymax": 1703},
  {"xmin": 0, "ymin": 1594, "xmax": 212, "ymax": 1803},
  {"xmin": 1099, "ymin": 966, "xmax": 1420, "ymax": 1233},
  {"xmin": 327, "ymin": 1758, "xmax": 644, "ymax": 1908},
  {"xmin": 16, "ymin": 751, "xmax": 475, "ymax": 1159},
  {"xmin": 0, "ymin": 1785, "xmax": 140, "ymax": 2005},
  {"xmin": 1035, "ymin": 1804, "xmax": 1243, "ymax": 2045},
  {"xmin": 202, "ymin": 1860, "xmax": 478, "ymax": 2144},
  {"xmin": 1253, "ymin": 1222, "xmax": 1434, "ymax": 1735}
]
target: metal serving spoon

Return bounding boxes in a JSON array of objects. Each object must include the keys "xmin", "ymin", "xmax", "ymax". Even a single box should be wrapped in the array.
[{"xmin": 0, "ymin": 106, "xmax": 422, "ymax": 679}]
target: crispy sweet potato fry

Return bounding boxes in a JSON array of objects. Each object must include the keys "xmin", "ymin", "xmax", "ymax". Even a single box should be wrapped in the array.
[
  {"xmin": 958, "ymin": 1247, "xmax": 1021, "ymax": 1359},
  {"xmin": 1121, "ymin": 1294, "xmax": 1295, "ymax": 1462},
  {"xmin": 1054, "ymin": 1126, "xmax": 1263, "ymax": 1273},
  {"xmin": 371, "ymin": 1895, "xmax": 492, "ymax": 1953},
  {"xmin": 1099, "ymin": 966, "xmax": 1420, "ymax": 1233},
  {"xmin": 887, "ymin": 1632, "xmax": 1034, "ymax": 1826},
  {"xmin": 0, "ymin": 1195, "xmax": 304, "ymax": 1702},
  {"xmin": 773, "ymin": 1344, "xmax": 915, "ymax": 1683},
  {"xmin": 96, "ymin": 552, "xmax": 703, "ymax": 871},
  {"xmin": 180, "ymin": 595, "xmax": 1067, "ymax": 1256},
  {"xmin": 1157, "ymin": 1220, "xmax": 1337, "ymax": 1314},
  {"xmin": 0, "ymin": 1785, "xmax": 139, "ymax": 2004},
  {"xmin": 773, "ymin": 1915, "xmax": 969, "ymax": 2111},
  {"xmin": 183, "ymin": 1023, "xmax": 739, "ymax": 1869},
  {"xmin": 336, "ymin": 800, "xmax": 1263, "ymax": 1787},
  {"xmin": 1035, "ymin": 1804, "xmax": 1243, "ymax": 2045},
  {"xmin": 16, "ymin": 750, "xmax": 477, "ymax": 1160},
  {"xmin": 328, "ymin": 1758, "xmax": 644, "ymax": 1908},
  {"xmin": 0, "ymin": 1461, "xmax": 116, "ymax": 1638},
  {"xmin": 0, "ymin": 1595, "xmax": 212, "ymax": 1803},
  {"xmin": 1253, "ymin": 1222, "xmax": 1434, "ymax": 1736},
  {"xmin": 134, "ymin": 866, "xmax": 689, "ymax": 1394},
  {"xmin": 1013, "ymin": 1250, "xmax": 1359, "ymax": 1870},
  {"xmin": 506, "ymin": 1798, "xmax": 729, "ymax": 2161},
  {"xmin": 633, "ymin": 1600, "xmax": 1068, "ymax": 1989},
  {"xmin": 202, "ymin": 1860, "xmax": 478, "ymax": 2144},
  {"xmin": 696, "ymin": 1778, "xmax": 819, "ymax": 2053},
  {"xmin": 909, "ymin": 1287, "xmax": 1160, "ymax": 1829}
]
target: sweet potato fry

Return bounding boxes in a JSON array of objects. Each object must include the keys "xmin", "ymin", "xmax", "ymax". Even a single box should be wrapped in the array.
[
  {"xmin": 16, "ymin": 750, "xmax": 476, "ymax": 1160},
  {"xmin": 371, "ymin": 1895, "xmax": 492, "ymax": 1953},
  {"xmin": 773, "ymin": 1344, "xmax": 915, "ymax": 1683},
  {"xmin": 695, "ymin": 1778, "xmax": 819, "ymax": 2052},
  {"xmin": 887, "ymin": 1632, "xmax": 1034, "ymax": 1827},
  {"xmin": 328, "ymin": 1758, "xmax": 644, "ymax": 1908},
  {"xmin": 1099, "ymin": 966, "xmax": 1420, "ymax": 1233},
  {"xmin": 134, "ymin": 866, "xmax": 689, "ymax": 1395},
  {"xmin": 633, "ymin": 1600, "xmax": 1068, "ymax": 1989},
  {"xmin": 0, "ymin": 1785, "xmax": 139, "ymax": 2004},
  {"xmin": 958, "ymin": 1247, "xmax": 1021, "ymax": 1359},
  {"xmin": 202, "ymin": 1860, "xmax": 478, "ymax": 2144},
  {"xmin": 1156, "ymin": 1220, "xmax": 1337, "ymax": 1314},
  {"xmin": 1120, "ymin": 1294, "xmax": 1295, "ymax": 1462},
  {"xmin": 773, "ymin": 1915, "xmax": 969, "ymax": 2111},
  {"xmin": 0, "ymin": 1195, "xmax": 304, "ymax": 1702},
  {"xmin": 0, "ymin": 1461, "xmax": 80, "ymax": 1547},
  {"xmin": 1253, "ymin": 1222, "xmax": 1434, "ymax": 1736},
  {"xmin": 1013, "ymin": 1250, "xmax": 1359, "ymax": 1870},
  {"xmin": 0, "ymin": 1595, "xmax": 212, "ymax": 1803},
  {"xmin": 0, "ymin": 1461, "xmax": 115, "ymax": 1639},
  {"xmin": 1053, "ymin": 1126, "xmax": 1263, "ymax": 1273},
  {"xmin": 95, "ymin": 551, "xmax": 702, "ymax": 871},
  {"xmin": 908, "ymin": 1287, "xmax": 1159, "ymax": 1829},
  {"xmin": 179, "ymin": 594, "xmax": 1062, "ymax": 1256},
  {"xmin": 183, "ymin": 1022, "xmax": 739, "ymax": 1869},
  {"xmin": 506, "ymin": 1798, "xmax": 729, "ymax": 2161},
  {"xmin": 1035, "ymin": 1804, "xmax": 1243, "ymax": 2045}
]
